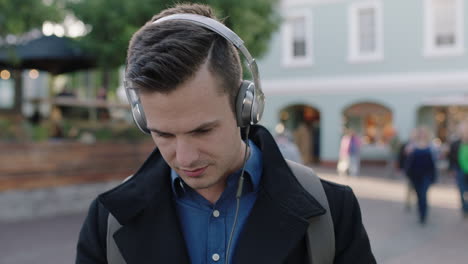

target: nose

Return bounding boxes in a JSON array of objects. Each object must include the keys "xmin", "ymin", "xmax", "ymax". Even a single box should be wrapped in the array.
[{"xmin": 175, "ymin": 137, "xmax": 199, "ymax": 168}]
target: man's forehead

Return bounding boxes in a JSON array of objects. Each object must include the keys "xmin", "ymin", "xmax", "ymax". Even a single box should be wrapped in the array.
[{"xmin": 148, "ymin": 119, "xmax": 220, "ymax": 134}]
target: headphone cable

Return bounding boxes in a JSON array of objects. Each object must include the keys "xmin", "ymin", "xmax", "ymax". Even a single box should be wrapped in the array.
[{"xmin": 225, "ymin": 125, "xmax": 250, "ymax": 264}]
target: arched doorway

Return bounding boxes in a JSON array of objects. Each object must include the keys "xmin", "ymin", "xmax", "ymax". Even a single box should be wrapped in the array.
[
  {"xmin": 278, "ymin": 104, "xmax": 321, "ymax": 164},
  {"xmin": 343, "ymin": 102, "xmax": 393, "ymax": 145},
  {"xmin": 418, "ymin": 105, "xmax": 468, "ymax": 143}
]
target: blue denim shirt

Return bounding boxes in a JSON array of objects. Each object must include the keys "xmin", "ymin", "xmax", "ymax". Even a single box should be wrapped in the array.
[{"xmin": 170, "ymin": 140, "xmax": 262, "ymax": 264}]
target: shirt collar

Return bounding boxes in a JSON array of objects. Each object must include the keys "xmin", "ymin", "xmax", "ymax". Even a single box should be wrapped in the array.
[{"xmin": 171, "ymin": 139, "xmax": 263, "ymax": 197}]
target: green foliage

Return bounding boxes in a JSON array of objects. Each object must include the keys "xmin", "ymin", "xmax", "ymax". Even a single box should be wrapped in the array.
[
  {"xmin": 0, "ymin": 0, "xmax": 63, "ymax": 37},
  {"xmin": 30, "ymin": 124, "xmax": 49, "ymax": 142},
  {"xmin": 0, "ymin": 118, "xmax": 47, "ymax": 142},
  {"xmin": 204, "ymin": 0, "xmax": 280, "ymax": 58},
  {"xmin": 0, "ymin": 119, "xmax": 13, "ymax": 140},
  {"xmin": 66, "ymin": 0, "xmax": 279, "ymax": 70},
  {"xmin": 82, "ymin": 125, "xmax": 147, "ymax": 143},
  {"xmin": 66, "ymin": 0, "xmax": 156, "ymax": 69}
]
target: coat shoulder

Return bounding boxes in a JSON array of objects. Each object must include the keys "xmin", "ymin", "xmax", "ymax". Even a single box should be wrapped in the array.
[
  {"xmin": 318, "ymin": 179, "xmax": 377, "ymax": 263},
  {"xmin": 76, "ymin": 198, "xmax": 110, "ymax": 263},
  {"xmin": 320, "ymin": 179, "xmax": 354, "ymax": 205}
]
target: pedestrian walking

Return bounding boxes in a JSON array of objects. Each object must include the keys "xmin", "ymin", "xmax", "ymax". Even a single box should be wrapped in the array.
[
  {"xmin": 293, "ymin": 120, "xmax": 313, "ymax": 165},
  {"xmin": 274, "ymin": 127, "xmax": 303, "ymax": 164},
  {"xmin": 448, "ymin": 120, "xmax": 468, "ymax": 217},
  {"xmin": 404, "ymin": 126, "xmax": 438, "ymax": 224},
  {"xmin": 398, "ymin": 129, "xmax": 417, "ymax": 211},
  {"xmin": 348, "ymin": 130, "xmax": 362, "ymax": 176},
  {"xmin": 386, "ymin": 128, "xmax": 400, "ymax": 178},
  {"xmin": 76, "ymin": 3, "xmax": 375, "ymax": 263},
  {"xmin": 337, "ymin": 128, "xmax": 361, "ymax": 176}
]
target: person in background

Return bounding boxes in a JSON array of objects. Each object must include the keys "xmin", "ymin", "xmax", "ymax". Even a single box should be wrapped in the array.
[
  {"xmin": 337, "ymin": 128, "xmax": 361, "ymax": 177},
  {"xmin": 293, "ymin": 120, "xmax": 313, "ymax": 165},
  {"xmin": 398, "ymin": 129, "xmax": 416, "ymax": 211},
  {"xmin": 274, "ymin": 124, "xmax": 303, "ymax": 164},
  {"xmin": 404, "ymin": 126, "xmax": 438, "ymax": 224},
  {"xmin": 348, "ymin": 129, "xmax": 362, "ymax": 176},
  {"xmin": 49, "ymin": 106, "xmax": 64, "ymax": 140},
  {"xmin": 337, "ymin": 129, "xmax": 351, "ymax": 176},
  {"xmin": 386, "ymin": 128, "xmax": 401, "ymax": 178},
  {"xmin": 448, "ymin": 120, "xmax": 468, "ymax": 217}
]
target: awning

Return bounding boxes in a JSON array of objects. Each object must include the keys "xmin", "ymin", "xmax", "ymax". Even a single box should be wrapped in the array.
[
  {"xmin": 422, "ymin": 94, "xmax": 468, "ymax": 106},
  {"xmin": 0, "ymin": 35, "xmax": 96, "ymax": 75}
]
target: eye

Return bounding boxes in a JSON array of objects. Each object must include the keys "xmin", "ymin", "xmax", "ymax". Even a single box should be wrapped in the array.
[
  {"xmin": 154, "ymin": 132, "xmax": 173, "ymax": 138},
  {"xmin": 194, "ymin": 128, "xmax": 211, "ymax": 135}
]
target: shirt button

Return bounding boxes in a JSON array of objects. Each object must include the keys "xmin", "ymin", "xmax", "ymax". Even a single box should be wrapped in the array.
[
  {"xmin": 213, "ymin": 210, "xmax": 220, "ymax": 218},
  {"xmin": 212, "ymin": 253, "xmax": 220, "ymax": 261}
]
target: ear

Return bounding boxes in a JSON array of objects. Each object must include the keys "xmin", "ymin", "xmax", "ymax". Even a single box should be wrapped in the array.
[{"xmin": 235, "ymin": 80, "xmax": 255, "ymax": 128}]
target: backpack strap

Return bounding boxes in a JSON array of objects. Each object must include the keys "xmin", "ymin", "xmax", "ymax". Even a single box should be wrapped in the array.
[
  {"xmin": 107, "ymin": 213, "xmax": 126, "ymax": 264},
  {"xmin": 106, "ymin": 175, "xmax": 133, "ymax": 264},
  {"xmin": 286, "ymin": 160, "xmax": 335, "ymax": 264}
]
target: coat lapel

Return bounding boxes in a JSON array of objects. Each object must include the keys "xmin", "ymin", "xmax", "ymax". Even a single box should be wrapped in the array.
[
  {"xmin": 234, "ymin": 189, "xmax": 310, "ymax": 263},
  {"xmin": 233, "ymin": 126, "xmax": 326, "ymax": 263},
  {"xmin": 100, "ymin": 148, "xmax": 190, "ymax": 264},
  {"xmin": 113, "ymin": 189, "xmax": 190, "ymax": 264}
]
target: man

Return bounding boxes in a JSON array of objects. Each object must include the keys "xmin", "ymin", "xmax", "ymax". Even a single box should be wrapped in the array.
[
  {"xmin": 274, "ymin": 128, "xmax": 303, "ymax": 164},
  {"xmin": 293, "ymin": 120, "xmax": 313, "ymax": 165},
  {"xmin": 449, "ymin": 120, "xmax": 468, "ymax": 217},
  {"xmin": 76, "ymin": 3, "xmax": 375, "ymax": 263}
]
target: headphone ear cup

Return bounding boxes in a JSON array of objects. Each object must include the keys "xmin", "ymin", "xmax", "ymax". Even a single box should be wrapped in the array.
[
  {"xmin": 132, "ymin": 103, "xmax": 151, "ymax": 134},
  {"xmin": 236, "ymin": 80, "xmax": 255, "ymax": 127}
]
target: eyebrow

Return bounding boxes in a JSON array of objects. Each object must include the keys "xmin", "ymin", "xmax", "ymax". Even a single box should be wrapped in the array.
[{"xmin": 149, "ymin": 120, "xmax": 219, "ymax": 135}]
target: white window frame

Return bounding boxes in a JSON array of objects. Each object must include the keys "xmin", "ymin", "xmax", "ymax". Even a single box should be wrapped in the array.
[
  {"xmin": 424, "ymin": 0, "xmax": 464, "ymax": 57},
  {"xmin": 348, "ymin": 1, "xmax": 384, "ymax": 63},
  {"xmin": 281, "ymin": 10, "xmax": 314, "ymax": 67}
]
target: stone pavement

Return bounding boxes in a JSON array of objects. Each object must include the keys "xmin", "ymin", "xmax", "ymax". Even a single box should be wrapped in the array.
[
  {"xmin": 0, "ymin": 180, "xmax": 120, "ymax": 221},
  {"xmin": 0, "ymin": 212, "xmax": 86, "ymax": 264},
  {"xmin": 314, "ymin": 166, "xmax": 468, "ymax": 264},
  {"xmin": 0, "ymin": 166, "xmax": 467, "ymax": 263}
]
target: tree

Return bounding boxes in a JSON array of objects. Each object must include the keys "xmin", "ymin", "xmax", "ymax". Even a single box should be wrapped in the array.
[
  {"xmin": 204, "ymin": 0, "xmax": 280, "ymax": 58},
  {"xmin": 0, "ymin": 0, "xmax": 63, "ymax": 37},
  {"xmin": 66, "ymin": 0, "xmax": 279, "ymax": 95},
  {"xmin": 0, "ymin": 0, "xmax": 63, "ymax": 114}
]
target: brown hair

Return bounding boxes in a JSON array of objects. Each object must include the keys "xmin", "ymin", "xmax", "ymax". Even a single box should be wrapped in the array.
[{"xmin": 125, "ymin": 3, "xmax": 242, "ymax": 113}]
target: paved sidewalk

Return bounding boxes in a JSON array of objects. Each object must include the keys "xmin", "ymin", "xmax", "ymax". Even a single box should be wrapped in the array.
[
  {"xmin": 0, "ymin": 212, "xmax": 86, "ymax": 264},
  {"xmin": 0, "ymin": 180, "xmax": 120, "ymax": 221},
  {"xmin": 314, "ymin": 167, "xmax": 468, "ymax": 264}
]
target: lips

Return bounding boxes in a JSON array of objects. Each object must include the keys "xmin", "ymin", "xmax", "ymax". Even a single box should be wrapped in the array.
[{"xmin": 182, "ymin": 166, "xmax": 208, "ymax": 178}]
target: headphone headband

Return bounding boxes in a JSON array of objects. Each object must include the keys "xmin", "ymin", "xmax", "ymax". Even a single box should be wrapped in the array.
[
  {"xmin": 154, "ymin": 14, "xmax": 245, "ymax": 48},
  {"xmin": 152, "ymin": 14, "xmax": 264, "ymax": 114}
]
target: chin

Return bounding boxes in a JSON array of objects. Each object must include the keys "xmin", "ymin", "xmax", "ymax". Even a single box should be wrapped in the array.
[{"xmin": 186, "ymin": 181, "xmax": 211, "ymax": 191}]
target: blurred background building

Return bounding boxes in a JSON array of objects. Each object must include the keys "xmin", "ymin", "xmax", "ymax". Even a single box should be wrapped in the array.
[
  {"xmin": 257, "ymin": 0, "xmax": 468, "ymax": 166},
  {"xmin": 1, "ymin": 0, "xmax": 467, "ymax": 173},
  {"xmin": 1, "ymin": 2, "xmax": 467, "ymax": 263}
]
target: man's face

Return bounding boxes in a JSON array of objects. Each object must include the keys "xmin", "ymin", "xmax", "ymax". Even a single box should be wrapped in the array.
[{"xmin": 139, "ymin": 63, "xmax": 245, "ymax": 201}]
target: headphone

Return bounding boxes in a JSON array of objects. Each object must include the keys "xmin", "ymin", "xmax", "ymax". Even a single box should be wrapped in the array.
[{"xmin": 125, "ymin": 13, "xmax": 265, "ymax": 134}]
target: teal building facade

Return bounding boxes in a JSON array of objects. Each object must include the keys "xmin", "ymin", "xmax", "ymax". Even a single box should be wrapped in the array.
[{"xmin": 257, "ymin": 0, "xmax": 468, "ymax": 164}]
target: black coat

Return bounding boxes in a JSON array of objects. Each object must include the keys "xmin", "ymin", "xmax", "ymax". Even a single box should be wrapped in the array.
[
  {"xmin": 405, "ymin": 147, "xmax": 437, "ymax": 184},
  {"xmin": 76, "ymin": 125, "xmax": 376, "ymax": 264}
]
